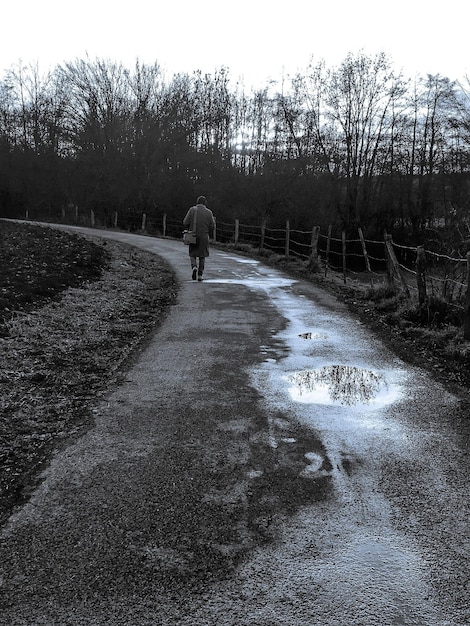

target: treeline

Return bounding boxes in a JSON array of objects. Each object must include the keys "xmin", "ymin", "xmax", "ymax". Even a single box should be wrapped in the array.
[{"xmin": 1, "ymin": 51, "xmax": 470, "ymax": 244}]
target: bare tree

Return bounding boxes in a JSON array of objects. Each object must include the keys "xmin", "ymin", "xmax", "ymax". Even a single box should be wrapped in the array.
[
  {"xmin": 405, "ymin": 75, "xmax": 457, "ymax": 230},
  {"xmin": 322, "ymin": 52, "xmax": 407, "ymax": 227}
]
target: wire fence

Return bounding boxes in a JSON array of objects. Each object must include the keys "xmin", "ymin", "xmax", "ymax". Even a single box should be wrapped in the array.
[
  {"xmin": 22, "ymin": 205, "xmax": 470, "ymax": 335},
  {"xmin": 216, "ymin": 217, "xmax": 470, "ymax": 311}
]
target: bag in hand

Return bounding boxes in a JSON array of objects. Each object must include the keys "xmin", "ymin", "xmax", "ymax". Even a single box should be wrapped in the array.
[{"xmin": 183, "ymin": 230, "xmax": 197, "ymax": 245}]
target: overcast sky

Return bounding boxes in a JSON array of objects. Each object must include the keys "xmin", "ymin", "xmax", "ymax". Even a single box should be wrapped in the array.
[{"xmin": 1, "ymin": 0, "xmax": 468, "ymax": 87}]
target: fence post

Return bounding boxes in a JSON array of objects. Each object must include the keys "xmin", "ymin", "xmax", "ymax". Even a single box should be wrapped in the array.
[
  {"xmin": 384, "ymin": 232, "xmax": 393, "ymax": 287},
  {"xmin": 113, "ymin": 211, "xmax": 118, "ymax": 229},
  {"xmin": 342, "ymin": 231, "xmax": 347, "ymax": 284},
  {"xmin": 307, "ymin": 226, "xmax": 321, "ymax": 271},
  {"xmin": 141, "ymin": 212, "xmax": 147, "ymax": 231},
  {"xmin": 358, "ymin": 227, "xmax": 372, "ymax": 275},
  {"xmin": 162, "ymin": 213, "xmax": 167, "ymax": 237},
  {"xmin": 90, "ymin": 209, "xmax": 95, "ymax": 227},
  {"xmin": 311, "ymin": 226, "xmax": 320, "ymax": 257},
  {"xmin": 234, "ymin": 219, "xmax": 239, "ymax": 245},
  {"xmin": 260, "ymin": 218, "xmax": 266, "ymax": 249},
  {"xmin": 325, "ymin": 224, "xmax": 332, "ymax": 277},
  {"xmin": 358, "ymin": 227, "xmax": 373, "ymax": 287},
  {"xmin": 384, "ymin": 234, "xmax": 410, "ymax": 296},
  {"xmin": 285, "ymin": 220, "xmax": 290, "ymax": 257},
  {"xmin": 464, "ymin": 253, "xmax": 470, "ymax": 340},
  {"xmin": 416, "ymin": 246, "xmax": 427, "ymax": 305},
  {"xmin": 213, "ymin": 217, "xmax": 217, "ymax": 242}
]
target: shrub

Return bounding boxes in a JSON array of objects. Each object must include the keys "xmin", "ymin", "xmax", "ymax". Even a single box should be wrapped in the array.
[{"xmin": 400, "ymin": 296, "xmax": 462, "ymax": 328}]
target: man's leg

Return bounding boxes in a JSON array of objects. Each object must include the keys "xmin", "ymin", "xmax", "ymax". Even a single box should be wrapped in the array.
[
  {"xmin": 198, "ymin": 257, "xmax": 205, "ymax": 280},
  {"xmin": 190, "ymin": 256, "xmax": 198, "ymax": 280}
]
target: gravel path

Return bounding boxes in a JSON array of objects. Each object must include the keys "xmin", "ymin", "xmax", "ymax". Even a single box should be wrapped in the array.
[{"xmin": 0, "ymin": 228, "xmax": 468, "ymax": 625}]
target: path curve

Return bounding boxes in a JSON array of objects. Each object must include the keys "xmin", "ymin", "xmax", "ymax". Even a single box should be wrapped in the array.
[{"xmin": 0, "ymin": 228, "xmax": 468, "ymax": 626}]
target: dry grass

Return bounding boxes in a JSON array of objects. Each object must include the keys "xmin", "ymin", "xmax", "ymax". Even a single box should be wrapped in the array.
[{"xmin": 0, "ymin": 222, "xmax": 177, "ymax": 523}]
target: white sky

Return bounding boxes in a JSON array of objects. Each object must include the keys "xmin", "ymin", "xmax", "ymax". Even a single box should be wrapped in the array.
[{"xmin": 1, "ymin": 0, "xmax": 469, "ymax": 87}]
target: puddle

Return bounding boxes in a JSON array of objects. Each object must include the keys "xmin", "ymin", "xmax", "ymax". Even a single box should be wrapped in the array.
[
  {"xmin": 219, "ymin": 261, "xmax": 446, "ymax": 622},
  {"xmin": 287, "ymin": 365, "xmax": 398, "ymax": 407},
  {"xmin": 205, "ymin": 277, "xmax": 296, "ymax": 288},
  {"xmin": 231, "ymin": 258, "xmax": 259, "ymax": 265},
  {"xmin": 298, "ymin": 331, "xmax": 327, "ymax": 340}
]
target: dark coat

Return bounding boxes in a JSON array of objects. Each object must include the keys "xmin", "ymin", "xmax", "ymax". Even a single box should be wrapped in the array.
[{"xmin": 183, "ymin": 204, "xmax": 215, "ymax": 257}]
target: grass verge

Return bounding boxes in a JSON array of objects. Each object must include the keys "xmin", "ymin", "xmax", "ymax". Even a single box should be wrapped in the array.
[{"xmin": 0, "ymin": 221, "xmax": 177, "ymax": 524}]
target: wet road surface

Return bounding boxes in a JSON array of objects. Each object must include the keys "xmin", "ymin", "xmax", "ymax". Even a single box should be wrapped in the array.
[{"xmin": 0, "ymin": 229, "xmax": 468, "ymax": 625}]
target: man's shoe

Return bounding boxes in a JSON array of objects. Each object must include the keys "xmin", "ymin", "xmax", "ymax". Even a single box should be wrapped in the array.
[
  {"xmin": 198, "ymin": 275, "xmax": 203, "ymax": 282},
  {"xmin": 192, "ymin": 268, "xmax": 197, "ymax": 280}
]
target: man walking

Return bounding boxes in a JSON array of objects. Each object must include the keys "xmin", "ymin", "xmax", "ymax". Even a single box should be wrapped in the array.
[{"xmin": 183, "ymin": 196, "xmax": 215, "ymax": 282}]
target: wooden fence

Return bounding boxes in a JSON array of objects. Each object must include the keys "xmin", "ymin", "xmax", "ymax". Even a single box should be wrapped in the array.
[
  {"xmin": 177, "ymin": 214, "xmax": 470, "ymax": 336},
  {"xmin": 23, "ymin": 207, "xmax": 470, "ymax": 338},
  {"xmin": 217, "ymin": 218, "xmax": 469, "ymax": 303}
]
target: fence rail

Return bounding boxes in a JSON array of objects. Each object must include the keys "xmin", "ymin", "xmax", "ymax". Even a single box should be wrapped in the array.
[{"xmin": 21, "ymin": 206, "xmax": 470, "ymax": 338}]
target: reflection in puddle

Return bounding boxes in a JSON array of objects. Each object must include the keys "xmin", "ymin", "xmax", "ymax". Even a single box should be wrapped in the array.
[
  {"xmin": 288, "ymin": 365, "xmax": 388, "ymax": 406},
  {"xmin": 298, "ymin": 331, "xmax": 328, "ymax": 341}
]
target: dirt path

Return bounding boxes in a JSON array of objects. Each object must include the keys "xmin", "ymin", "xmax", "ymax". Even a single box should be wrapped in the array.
[{"xmin": 0, "ymin": 229, "xmax": 468, "ymax": 625}]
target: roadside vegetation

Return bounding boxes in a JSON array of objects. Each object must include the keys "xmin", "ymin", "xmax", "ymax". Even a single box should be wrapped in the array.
[
  {"xmin": 0, "ymin": 221, "xmax": 177, "ymax": 524},
  {"xmin": 345, "ymin": 283, "xmax": 470, "ymax": 389},
  {"xmin": 0, "ymin": 221, "xmax": 108, "ymax": 325}
]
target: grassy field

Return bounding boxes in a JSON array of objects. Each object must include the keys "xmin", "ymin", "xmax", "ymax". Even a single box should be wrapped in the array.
[
  {"xmin": 0, "ymin": 221, "xmax": 108, "ymax": 325},
  {"xmin": 0, "ymin": 221, "xmax": 177, "ymax": 524}
]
